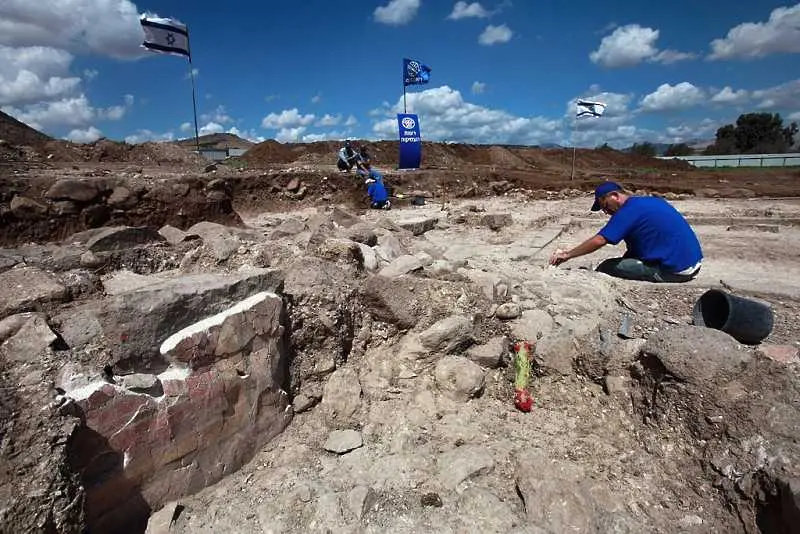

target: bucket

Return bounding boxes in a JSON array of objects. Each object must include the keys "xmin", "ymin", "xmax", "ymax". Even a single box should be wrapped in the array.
[{"xmin": 692, "ymin": 289, "xmax": 774, "ymax": 345}]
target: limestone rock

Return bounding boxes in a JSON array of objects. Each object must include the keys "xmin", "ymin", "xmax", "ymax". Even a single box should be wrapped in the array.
[
  {"xmin": 0, "ymin": 313, "xmax": 56, "ymax": 362},
  {"xmin": 98, "ymin": 268, "xmax": 283, "ymax": 370},
  {"xmin": 323, "ymin": 430, "xmax": 363, "ymax": 454},
  {"xmin": 642, "ymin": 325, "xmax": 750, "ymax": 383},
  {"xmin": 397, "ymin": 216, "xmax": 438, "ymax": 236},
  {"xmin": 10, "ymin": 195, "xmax": 47, "ymax": 219},
  {"xmin": 379, "ymin": 255, "xmax": 423, "ymax": 278},
  {"xmin": 45, "ymin": 178, "xmax": 101, "ymax": 202},
  {"xmin": 357, "ymin": 244, "xmax": 379, "ymax": 271},
  {"xmin": 466, "ymin": 336, "xmax": 508, "ymax": 368},
  {"xmin": 87, "ymin": 226, "xmax": 166, "ymax": 252},
  {"xmin": 495, "ymin": 302, "xmax": 521, "ymax": 320},
  {"xmin": 159, "ymin": 224, "xmax": 199, "ymax": 246},
  {"xmin": 0, "ymin": 267, "xmax": 68, "ymax": 318},
  {"xmin": 434, "ymin": 356, "xmax": 485, "ymax": 401},
  {"xmin": 375, "ymin": 233, "xmax": 404, "ymax": 262},
  {"xmin": 511, "ymin": 309, "xmax": 554, "ymax": 340},
  {"xmin": 437, "ymin": 446, "xmax": 495, "ymax": 489},
  {"xmin": 419, "ymin": 315, "xmax": 474, "ymax": 353},
  {"xmin": 322, "ymin": 367, "xmax": 362, "ymax": 425}
]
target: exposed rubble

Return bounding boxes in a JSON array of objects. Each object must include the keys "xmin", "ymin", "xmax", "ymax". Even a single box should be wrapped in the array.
[{"xmin": 1, "ymin": 172, "xmax": 799, "ymax": 534}]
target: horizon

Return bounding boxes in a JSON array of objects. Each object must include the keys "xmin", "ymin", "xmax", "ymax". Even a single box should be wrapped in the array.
[{"xmin": 1, "ymin": 1, "xmax": 799, "ymax": 149}]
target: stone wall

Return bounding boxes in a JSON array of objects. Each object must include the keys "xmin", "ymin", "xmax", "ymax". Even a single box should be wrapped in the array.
[{"xmin": 62, "ymin": 291, "xmax": 292, "ymax": 532}]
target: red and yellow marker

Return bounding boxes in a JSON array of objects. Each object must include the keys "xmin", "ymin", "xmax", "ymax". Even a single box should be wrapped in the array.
[{"xmin": 512, "ymin": 340, "xmax": 534, "ymax": 412}]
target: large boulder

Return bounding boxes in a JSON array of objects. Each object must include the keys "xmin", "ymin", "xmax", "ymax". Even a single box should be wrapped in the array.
[
  {"xmin": 66, "ymin": 291, "xmax": 291, "ymax": 533},
  {"xmin": 96, "ymin": 268, "xmax": 283, "ymax": 371}
]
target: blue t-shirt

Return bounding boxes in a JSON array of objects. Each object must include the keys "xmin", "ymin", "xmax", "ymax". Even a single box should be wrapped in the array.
[
  {"xmin": 598, "ymin": 196, "xmax": 702, "ymax": 273},
  {"xmin": 368, "ymin": 180, "xmax": 388, "ymax": 203}
]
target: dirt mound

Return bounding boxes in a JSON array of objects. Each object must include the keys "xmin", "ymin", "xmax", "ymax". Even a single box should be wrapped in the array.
[{"xmin": 241, "ymin": 138, "xmax": 694, "ymax": 174}]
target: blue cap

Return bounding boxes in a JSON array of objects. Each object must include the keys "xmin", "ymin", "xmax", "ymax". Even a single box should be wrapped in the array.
[{"xmin": 591, "ymin": 181, "xmax": 623, "ymax": 211}]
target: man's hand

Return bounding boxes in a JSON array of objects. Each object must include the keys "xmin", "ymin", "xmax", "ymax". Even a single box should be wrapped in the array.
[{"xmin": 549, "ymin": 250, "xmax": 570, "ymax": 266}]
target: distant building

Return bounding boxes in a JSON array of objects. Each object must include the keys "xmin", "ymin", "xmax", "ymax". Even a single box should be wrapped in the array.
[{"xmin": 198, "ymin": 146, "xmax": 249, "ymax": 161}]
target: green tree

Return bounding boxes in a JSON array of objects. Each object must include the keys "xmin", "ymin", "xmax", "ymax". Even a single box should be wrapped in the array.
[
  {"xmin": 664, "ymin": 143, "xmax": 692, "ymax": 157},
  {"xmin": 595, "ymin": 142, "xmax": 614, "ymax": 151},
  {"xmin": 706, "ymin": 113, "xmax": 797, "ymax": 154},
  {"xmin": 630, "ymin": 142, "xmax": 656, "ymax": 157}
]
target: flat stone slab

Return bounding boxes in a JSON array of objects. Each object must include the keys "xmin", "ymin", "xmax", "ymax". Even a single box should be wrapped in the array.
[{"xmin": 323, "ymin": 430, "xmax": 363, "ymax": 454}]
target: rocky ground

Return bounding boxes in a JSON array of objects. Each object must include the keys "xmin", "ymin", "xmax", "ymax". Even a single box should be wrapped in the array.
[
  {"xmin": 2, "ymin": 169, "xmax": 798, "ymax": 534},
  {"xmin": 143, "ymin": 196, "xmax": 800, "ymax": 534}
]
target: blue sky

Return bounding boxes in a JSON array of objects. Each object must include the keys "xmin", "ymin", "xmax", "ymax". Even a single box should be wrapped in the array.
[{"xmin": 1, "ymin": 0, "xmax": 799, "ymax": 148}]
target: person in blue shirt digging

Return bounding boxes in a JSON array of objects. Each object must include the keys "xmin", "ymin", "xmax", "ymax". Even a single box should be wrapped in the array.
[
  {"xmin": 549, "ymin": 181, "xmax": 703, "ymax": 283},
  {"xmin": 364, "ymin": 170, "xmax": 391, "ymax": 209}
]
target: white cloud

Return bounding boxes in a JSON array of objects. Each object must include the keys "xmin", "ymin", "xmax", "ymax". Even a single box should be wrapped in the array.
[
  {"xmin": 639, "ymin": 82, "xmax": 705, "ymax": 112},
  {"xmin": 199, "ymin": 121, "xmax": 224, "ymax": 136},
  {"xmin": 311, "ymin": 93, "xmax": 322, "ymax": 104},
  {"xmin": 478, "ymin": 24, "xmax": 513, "ymax": 45},
  {"xmin": 663, "ymin": 119, "xmax": 720, "ymax": 142},
  {"xmin": 711, "ymin": 86, "xmax": 750, "ymax": 105},
  {"xmin": 124, "ymin": 129, "xmax": 174, "ymax": 144},
  {"xmin": 788, "ymin": 111, "xmax": 800, "ymax": 121},
  {"xmin": 471, "ymin": 81, "xmax": 486, "ymax": 94},
  {"xmin": 317, "ymin": 114, "xmax": 341, "ymax": 127},
  {"xmin": 83, "ymin": 68, "xmax": 98, "ymax": 81},
  {"xmin": 371, "ymin": 85, "xmax": 562, "ymax": 145},
  {"xmin": 3, "ymin": 94, "xmax": 95, "ymax": 129},
  {"xmin": 0, "ymin": 45, "xmax": 81, "ymax": 106},
  {"xmin": 227, "ymin": 127, "xmax": 265, "ymax": 143},
  {"xmin": 301, "ymin": 130, "xmax": 350, "ymax": 142},
  {"xmin": 66, "ymin": 125, "xmax": 102, "ymax": 143},
  {"xmin": 262, "ymin": 108, "xmax": 315, "ymax": 129},
  {"xmin": 264, "ymin": 94, "xmax": 279, "ymax": 102},
  {"xmin": 275, "ymin": 127, "xmax": 307, "ymax": 143},
  {"xmin": 0, "ymin": 0, "xmax": 145, "ymax": 58},
  {"xmin": 590, "ymin": 24, "xmax": 694, "ymax": 68},
  {"xmin": 709, "ymin": 4, "xmax": 800, "ymax": 60},
  {"xmin": 200, "ymin": 105, "xmax": 233, "ymax": 125},
  {"xmin": 344, "ymin": 115, "xmax": 358, "ymax": 126},
  {"xmin": 448, "ymin": 1, "xmax": 489, "ymax": 20},
  {"xmin": 751, "ymin": 79, "xmax": 800, "ymax": 109},
  {"xmin": 374, "ymin": 0, "xmax": 420, "ymax": 25},
  {"xmin": 180, "ymin": 122, "xmax": 192, "ymax": 133}
]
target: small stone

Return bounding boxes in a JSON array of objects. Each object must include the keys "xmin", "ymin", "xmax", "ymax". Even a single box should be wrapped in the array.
[
  {"xmin": 80, "ymin": 250, "xmax": 104, "ymax": 268},
  {"xmin": 757, "ymin": 344, "xmax": 800, "ymax": 365},
  {"xmin": 495, "ymin": 302, "xmax": 521, "ymax": 320},
  {"xmin": 420, "ymin": 492, "xmax": 443, "ymax": 507},
  {"xmin": 323, "ymin": 429, "xmax": 363, "ymax": 454}
]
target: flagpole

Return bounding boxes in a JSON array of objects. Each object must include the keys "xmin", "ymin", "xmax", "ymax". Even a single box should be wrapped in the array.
[
  {"xmin": 570, "ymin": 109, "xmax": 577, "ymax": 180},
  {"xmin": 186, "ymin": 28, "xmax": 200, "ymax": 153}
]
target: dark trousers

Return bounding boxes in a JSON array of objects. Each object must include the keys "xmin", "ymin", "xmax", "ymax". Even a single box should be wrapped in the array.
[{"xmin": 596, "ymin": 257, "xmax": 699, "ymax": 283}]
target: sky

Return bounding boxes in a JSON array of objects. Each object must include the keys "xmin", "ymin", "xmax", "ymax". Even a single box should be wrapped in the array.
[{"xmin": 1, "ymin": 0, "xmax": 799, "ymax": 148}]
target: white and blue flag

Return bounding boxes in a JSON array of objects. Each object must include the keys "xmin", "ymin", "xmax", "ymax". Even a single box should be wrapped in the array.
[
  {"xmin": 140, "ymin": 15, "xmax": 190, "ymax": 57},
  {"xmin": 576, "ymin": 100, "xmax": 606, "ymax": 118}
]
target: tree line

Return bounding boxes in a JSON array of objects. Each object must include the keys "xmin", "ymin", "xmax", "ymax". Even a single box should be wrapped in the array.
[{"xmin": 596, "ymin": 113, "xmax": 798, "ymax": 157}]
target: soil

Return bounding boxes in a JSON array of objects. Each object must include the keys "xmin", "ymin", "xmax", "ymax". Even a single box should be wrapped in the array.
[{"xmin": 1, "ymin": 115, "xmax": 799, "ymax": 533}]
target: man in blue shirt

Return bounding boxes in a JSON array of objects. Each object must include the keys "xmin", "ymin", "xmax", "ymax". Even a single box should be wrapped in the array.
[
  {"xmin": 549, "ymin": 181, "xmax": 703, "ymax": 283},
  {"xmin": 365, "ymin": 176, "xmax": 391, "ymax": 209}
]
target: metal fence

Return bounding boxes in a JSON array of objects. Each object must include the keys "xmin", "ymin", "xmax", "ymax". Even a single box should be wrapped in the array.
[{"xmin": 657, "ymin": 153, "xmax": 800, "ymax": 168}]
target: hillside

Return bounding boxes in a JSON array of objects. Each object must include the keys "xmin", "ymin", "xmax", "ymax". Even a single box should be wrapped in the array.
[
  {"xmin": 0, "ymin": 110, "xmax": 52, "ymax": 147},
  {"xmin": 174, "ymin": 132, "xmax": 254, "ymax": 150}
]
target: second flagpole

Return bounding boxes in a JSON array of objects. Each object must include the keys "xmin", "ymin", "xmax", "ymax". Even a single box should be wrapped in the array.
[{"xmin": 186, "ymin": 28, "xmax": 200, "ymax": 154}]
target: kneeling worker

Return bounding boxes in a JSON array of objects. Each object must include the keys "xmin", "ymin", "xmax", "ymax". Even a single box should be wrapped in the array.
[
  {"xmin": 365, "ymin": 176, "xmax": 390, "ymax": 210},
  {"xmin": 549, "ymin": 181, "xmax": 702, "ymax": 283}
]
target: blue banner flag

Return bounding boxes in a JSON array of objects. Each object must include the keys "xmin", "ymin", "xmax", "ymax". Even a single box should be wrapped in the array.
[
  {"xmin": 397, "ymin": 114, "xmax": 422, "ymax": 169},
  {"xmin": 403, "ymin": 58, "xmax": 431, "ymax": 86}
]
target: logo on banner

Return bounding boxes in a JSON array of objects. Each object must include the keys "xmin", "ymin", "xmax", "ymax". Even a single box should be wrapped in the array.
[
  {"xmin": 401, "ymin": 117, "xmax": 416, "ymax": 130},
  {"xmin": 406, "ymin": 61, "xmax": 420, "ymax": 77}
]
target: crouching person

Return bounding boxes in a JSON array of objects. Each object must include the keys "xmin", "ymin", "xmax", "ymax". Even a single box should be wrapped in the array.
[{"xmin": 365, "ymin": 177, "xmax": 391, "ymax": 210}]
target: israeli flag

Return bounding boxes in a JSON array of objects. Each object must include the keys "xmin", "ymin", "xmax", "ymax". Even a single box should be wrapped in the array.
[
  {"xmin": 140, "ymin": 15, "xmax": 190, "ymax": 57},
  {"xmin": 403, "ymin": 58, "xmax": 431, "ymax": 86},
  {"xmin": 576, "ymin": 100, "xmax": 606, "ymax": 118}
]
